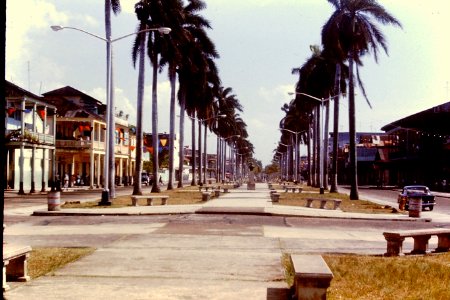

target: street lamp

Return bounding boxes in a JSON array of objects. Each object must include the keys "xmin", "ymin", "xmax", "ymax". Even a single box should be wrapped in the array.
[
  {"xmin": 288, "ymin": 92, "xmax": 339, "ymax": 194},
  {"xmin": 279, "ymin": 128, "xmax": 305, "ymax": 182},
  {"xmin": 51, "ymin": 25, "xmax": 171, "ymax": 204}
]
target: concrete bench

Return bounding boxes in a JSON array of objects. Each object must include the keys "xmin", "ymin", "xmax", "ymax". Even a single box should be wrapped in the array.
[
  {"xmin": 284, "ymin": 186, "xmax": 303, "ymax": 193},
  {"xmin": 383, "ymin": 228, "xmax": 450, "ymax": 256},
  {"xmin": 306, "ymin": 198, "xmax": 342, "ymax": 210},
  {"xmin": 198, "ymin": 186, "xmax": 215, "ymax": 192},
  {"xmin": 290, "ymin": 254, "xmax": 333, "ymax": 300},
  {"xmin": 271, "ymin": 193, "xmax": 280, "ymax": 202},
  {"xmin": 202, "ymin": 191, "xmax": 214, "ymax": 201},
  {"xmin": 3, "ymin": 244, "xmax": 32, "ymax": 291},
  {"xmin": 131, "ymin": 195, "xmax": 169, "ymax": 206}
]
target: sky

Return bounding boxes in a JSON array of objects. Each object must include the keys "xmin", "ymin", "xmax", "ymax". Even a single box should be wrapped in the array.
[{"xmin": 6, "ymin": 0, "xmax": 450, "ymax": 166}]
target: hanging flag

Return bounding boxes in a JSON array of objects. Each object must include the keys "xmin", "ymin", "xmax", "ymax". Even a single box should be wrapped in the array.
[
  {"xmin": 38, "ymin": 109, "xmax": 46, "ymax": 119},
  {"xmin": 7, "ymin": 107, "xmax": 16, "ymax": 116},
  {"xmin": 129, "ymin": 145, "xmax": 136, "ymax": 151}
]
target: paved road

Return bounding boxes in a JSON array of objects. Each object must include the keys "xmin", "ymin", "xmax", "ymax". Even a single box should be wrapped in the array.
[{"xmin": 3, "ymin": 183, "xmax": 449, "ymax": 299}]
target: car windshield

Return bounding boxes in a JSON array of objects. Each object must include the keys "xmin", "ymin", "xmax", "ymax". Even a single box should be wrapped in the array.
[{"xmin": 405, "ymin": 187, "xmax": 428, "ymax": 194}]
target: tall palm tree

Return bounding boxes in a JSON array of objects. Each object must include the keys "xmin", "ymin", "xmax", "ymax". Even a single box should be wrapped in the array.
[
  {"xmin": 103, "ymin": 0, "xmax": 121, "ymax": 201},
  {"xmin": 176, "ymin": 0, "xmax": 218, "ymax": 187},
  {"xmin": 322, "ymin": 0, "xmax": 402, "ymax": 199},
  {"xmin": 131, "ymin": 1, "xmax": 148, "ymax": 196}
]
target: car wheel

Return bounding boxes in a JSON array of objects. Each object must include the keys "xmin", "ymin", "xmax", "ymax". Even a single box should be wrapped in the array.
[{"xmin": 429, "ymin": 206, "xmax": 434, "ymax": 211}]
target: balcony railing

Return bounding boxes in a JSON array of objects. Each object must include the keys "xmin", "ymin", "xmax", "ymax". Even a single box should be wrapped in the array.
[
  {"xmin": 56, "ymin": 139, "xmax": 92, "ymax": 149},
  {"xmin": 6, "ymin": 129, "xmax": 55, "ymax": 145}
]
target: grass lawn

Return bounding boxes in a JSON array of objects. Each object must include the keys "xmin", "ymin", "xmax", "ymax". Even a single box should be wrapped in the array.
[
  {"xmin": 61, "ymin": 185, "xmax": 221, "ymax": 208},
  {"xmin": 283, "ymin": 252, "xmax": 450, "ymax": 299},
  {"xmin": 272, "ymin": 184, "xmax": 402, "ymax": 214},
  {"xmin": 28, "ymin": 247, "xmax": 95, "ymax": 278}
]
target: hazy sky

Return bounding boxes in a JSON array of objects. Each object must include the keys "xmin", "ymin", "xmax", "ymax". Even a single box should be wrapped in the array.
[{"xmin": 6, "ymin": 0, "xmax": 450, "ymax": 165}]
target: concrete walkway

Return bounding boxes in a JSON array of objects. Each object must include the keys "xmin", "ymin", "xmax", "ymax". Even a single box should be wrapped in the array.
[{"xmin": 3, "ymin": 183, "xmax": 448, "ymax": 299}]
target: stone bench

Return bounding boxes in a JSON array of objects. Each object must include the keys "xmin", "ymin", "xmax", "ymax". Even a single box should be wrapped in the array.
[
  {"xmin": 290, "ymin": 254, "xmax": 334, "ymax": 300},
  {"xmin": 202, "ymin": 191, "xmax": 215, "ymax": 201},
  {"xmin": 284, "ymin": 186, "xmax": 303, "ymax": 193},
  {"xmin": 383, "ymin": 228, "xmax": 450, "ymax": 256},
  {"xmin": 3, "ymin": 244, "xmax": 32, "ymax": 291},
  {"xmin": 198, "ymin": 186, "xmax": 216, "ymax": 192},
  {"xmin": 271, "ymin": 193, "xmax": 280, "ymax": 202},
  {"xmin": 306, "ymin": 198, "xmax": 342, "ymax": 210},
  {"xmin": 131, "ymin": 195, "xmax": 169, "ymax": 206}
]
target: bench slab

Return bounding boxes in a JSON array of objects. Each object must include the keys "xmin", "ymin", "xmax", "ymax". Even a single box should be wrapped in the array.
[
  {"xmin": 3, "ymin": 244, "xmax": 32, "ymax": 291},
  {"xmin": 383, "ymin": 228, "xmax": 450, "ymax": 256},
  {"xmin": 131, "ymin": 195, "xmax": 169, "ymax": 206},
  {"xmin": 290, "ymin": 254, "xmax": 333, "ymax": 300}
]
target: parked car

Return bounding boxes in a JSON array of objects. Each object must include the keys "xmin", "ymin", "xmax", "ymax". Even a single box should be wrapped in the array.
[
  {"xmin": 141, "ymin": 172, "xmax": 150, "ymax": 186},
  {"xmin": 398, "ymin": 185, "xmax": 436, "ymax": 211}
]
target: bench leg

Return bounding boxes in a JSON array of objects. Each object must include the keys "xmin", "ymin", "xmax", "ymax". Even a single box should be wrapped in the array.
[
  {"xmin": 435, "ymin": 234, "xmax": 450, "ymax": 253},
  {"xmin": 411, "ymin": 235, "xmax": 431, "ymax": 254},
  {"xmin": 161, "ymin": 198, "xmax": 168, "ymax": 205},
  {"xmin": 3, "ymin": 263, "xmax": 10, "ymax": 292},
  {"xmin": 147, "ymin": 199, "xmax": 153, "ymax": 206},
  {"xmin": 131, "ymin": 198, "xmax": 138, "ymax": 206},
  {"xmin": 294, "ymin": 277, "xmax": 332, "ymax": 300},
  {"xmin": 306, "ymin": 199, "xmax": 313, "ymax": 208},
  {"xmin": 320, "ymin": 200, "xmax": 327, "ymax": 209},
  {"xmin": 6, "ymin": 254, "xmax": 31, "ymax": 282},
  {"xmin": 384, "ymin": 236, "xmax": 405, "ymax": 256},
  {"xmin": 333, "ymin": 201, "xmax": 341, "ymax": 210}
]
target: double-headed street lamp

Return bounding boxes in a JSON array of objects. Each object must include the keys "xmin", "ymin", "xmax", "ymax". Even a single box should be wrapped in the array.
[
  {"xmin": 288, "ymin": 92, "xmax": 339, "ymax": 194},
  {"xmin": 51, "ymin": 25, "xmax": 171, "ymax": 204}
]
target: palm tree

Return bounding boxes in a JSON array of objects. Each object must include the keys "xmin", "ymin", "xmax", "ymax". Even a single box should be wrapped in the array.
[
  {"xmin": 176, "ymin": 0, "xmax": 218, "ymax": 187},
  {"xmin": 131, "ymin": 1, "xmax": 148, "ymax": 196},
  {"xmin": 103, "ymin": 0, "xmax": 121, "ymax": 201},
  {"xmin": 322, "ymin": 0, "xmax": 402, "ymax": 199}
]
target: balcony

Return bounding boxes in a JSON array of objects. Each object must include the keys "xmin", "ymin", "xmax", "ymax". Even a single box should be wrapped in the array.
[{"xmin": 6, "ymin": 129, "xmax": 55, "ymax": 146}]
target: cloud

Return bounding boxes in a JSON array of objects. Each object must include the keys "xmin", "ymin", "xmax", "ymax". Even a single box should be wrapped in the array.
[{"xmin": 6, "ymin": 0, "xmax": 69, "ymax": 62}]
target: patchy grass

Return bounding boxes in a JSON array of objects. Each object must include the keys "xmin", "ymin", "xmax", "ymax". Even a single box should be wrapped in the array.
[
  {"xmin": 28, "ymin": 247, "xmax": 95, "ymax": 278},
  {"xmin": 62, "ymin": 185, "xmax": 223, "ymax": 208},
  {"xmin": 283, "ymin": 253, "xmax": 450, "ymax": 300},
  {"xmin": 273, "ymin": 185, "xmax": 400, "ymax": 214}
]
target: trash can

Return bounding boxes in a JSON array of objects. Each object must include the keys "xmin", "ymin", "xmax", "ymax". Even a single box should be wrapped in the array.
[
  {"xmin": 47, "ymin": 191, "xmax": 61, "ymax": 211},
  {"xmin": 408, "ymin": 196, "xmax": 422, "ymax": 218}
]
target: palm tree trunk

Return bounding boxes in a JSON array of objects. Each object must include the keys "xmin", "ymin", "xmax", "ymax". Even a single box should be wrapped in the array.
[
  {"xmin": 307, "ymin": 127, "xmax": 312, "ymax": 186},
  {"xmin": 197, "ymin": 119, "xmax": 202, "ymax": 185},
  {"xmin": 191, "ymin": 116, "xmax": 196, "ymax": 186},
  {"xmin": 349, "ymin": 51, "xmax": 359, "ymax": 200},
  {"xmin": 177, "ymin": 94, "xmax": 186, "ymax": 188},
  {"xmin": 330, "ymin": 64, "xmax": 341, "ymax": 193},
  {"xmin": 132, "ymin": 27, "xmax": 146, "ymax": 195},
  {"xmin": 167, "ymin": 69, "xmax": 176, "ymax": 190},
  {"xmin": 203, "ymin": 123, "xmax": 207, "ymax": 184},
  {"xmin": 151, "ymin": 52, "xmax": 160, "ymax": 193},
  {"xmin": 323, "ymin": 97, "xmax": 330, "ymax": 191}
]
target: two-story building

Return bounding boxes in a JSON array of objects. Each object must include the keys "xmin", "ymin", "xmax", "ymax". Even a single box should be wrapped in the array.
[
  {"xmin": 5, "ymin": 80, "xmax": 57, "ymax": 194},
  {"xmin": 42, "ymin": 86, "xmax": 136, "ymax": 189}
]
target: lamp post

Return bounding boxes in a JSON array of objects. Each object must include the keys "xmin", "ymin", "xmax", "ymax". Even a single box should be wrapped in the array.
[
  {"xmin": 51, "ymin": 25, "xmax": 171, "ymax": 203},
  {"xmin": 289, "ymin": 92, "xmax": 339, "ymax": 194},
  {"xmin": 279, "ymin": 128, "xmax": 305, "ymax": 182}
]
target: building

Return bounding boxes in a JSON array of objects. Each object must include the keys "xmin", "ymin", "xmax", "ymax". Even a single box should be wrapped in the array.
[
  {"xmin": 5, "ymin": 80, "xmax": 57, "ymax": 194},
  {"xmin": 380, "ymin": 101, "xmax": 450, "ymax": 190},
  {"xmin": 42, "ymin": 86, "xmax": 136, "ymax": 189}
]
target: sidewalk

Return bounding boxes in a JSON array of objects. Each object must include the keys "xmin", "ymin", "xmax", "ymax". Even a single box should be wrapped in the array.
[{"xmin": 26, "ymin": 183, "xmax": 441, "ymax": 223}]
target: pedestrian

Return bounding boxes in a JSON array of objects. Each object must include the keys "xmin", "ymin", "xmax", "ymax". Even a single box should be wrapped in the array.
[
  {"xmin": 159, "ymin": 175, "xmax": 163, "ymax": 185},
  {"xmin": 63, "ymin": 173, "xmax": 69, "ymax": 191}
]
